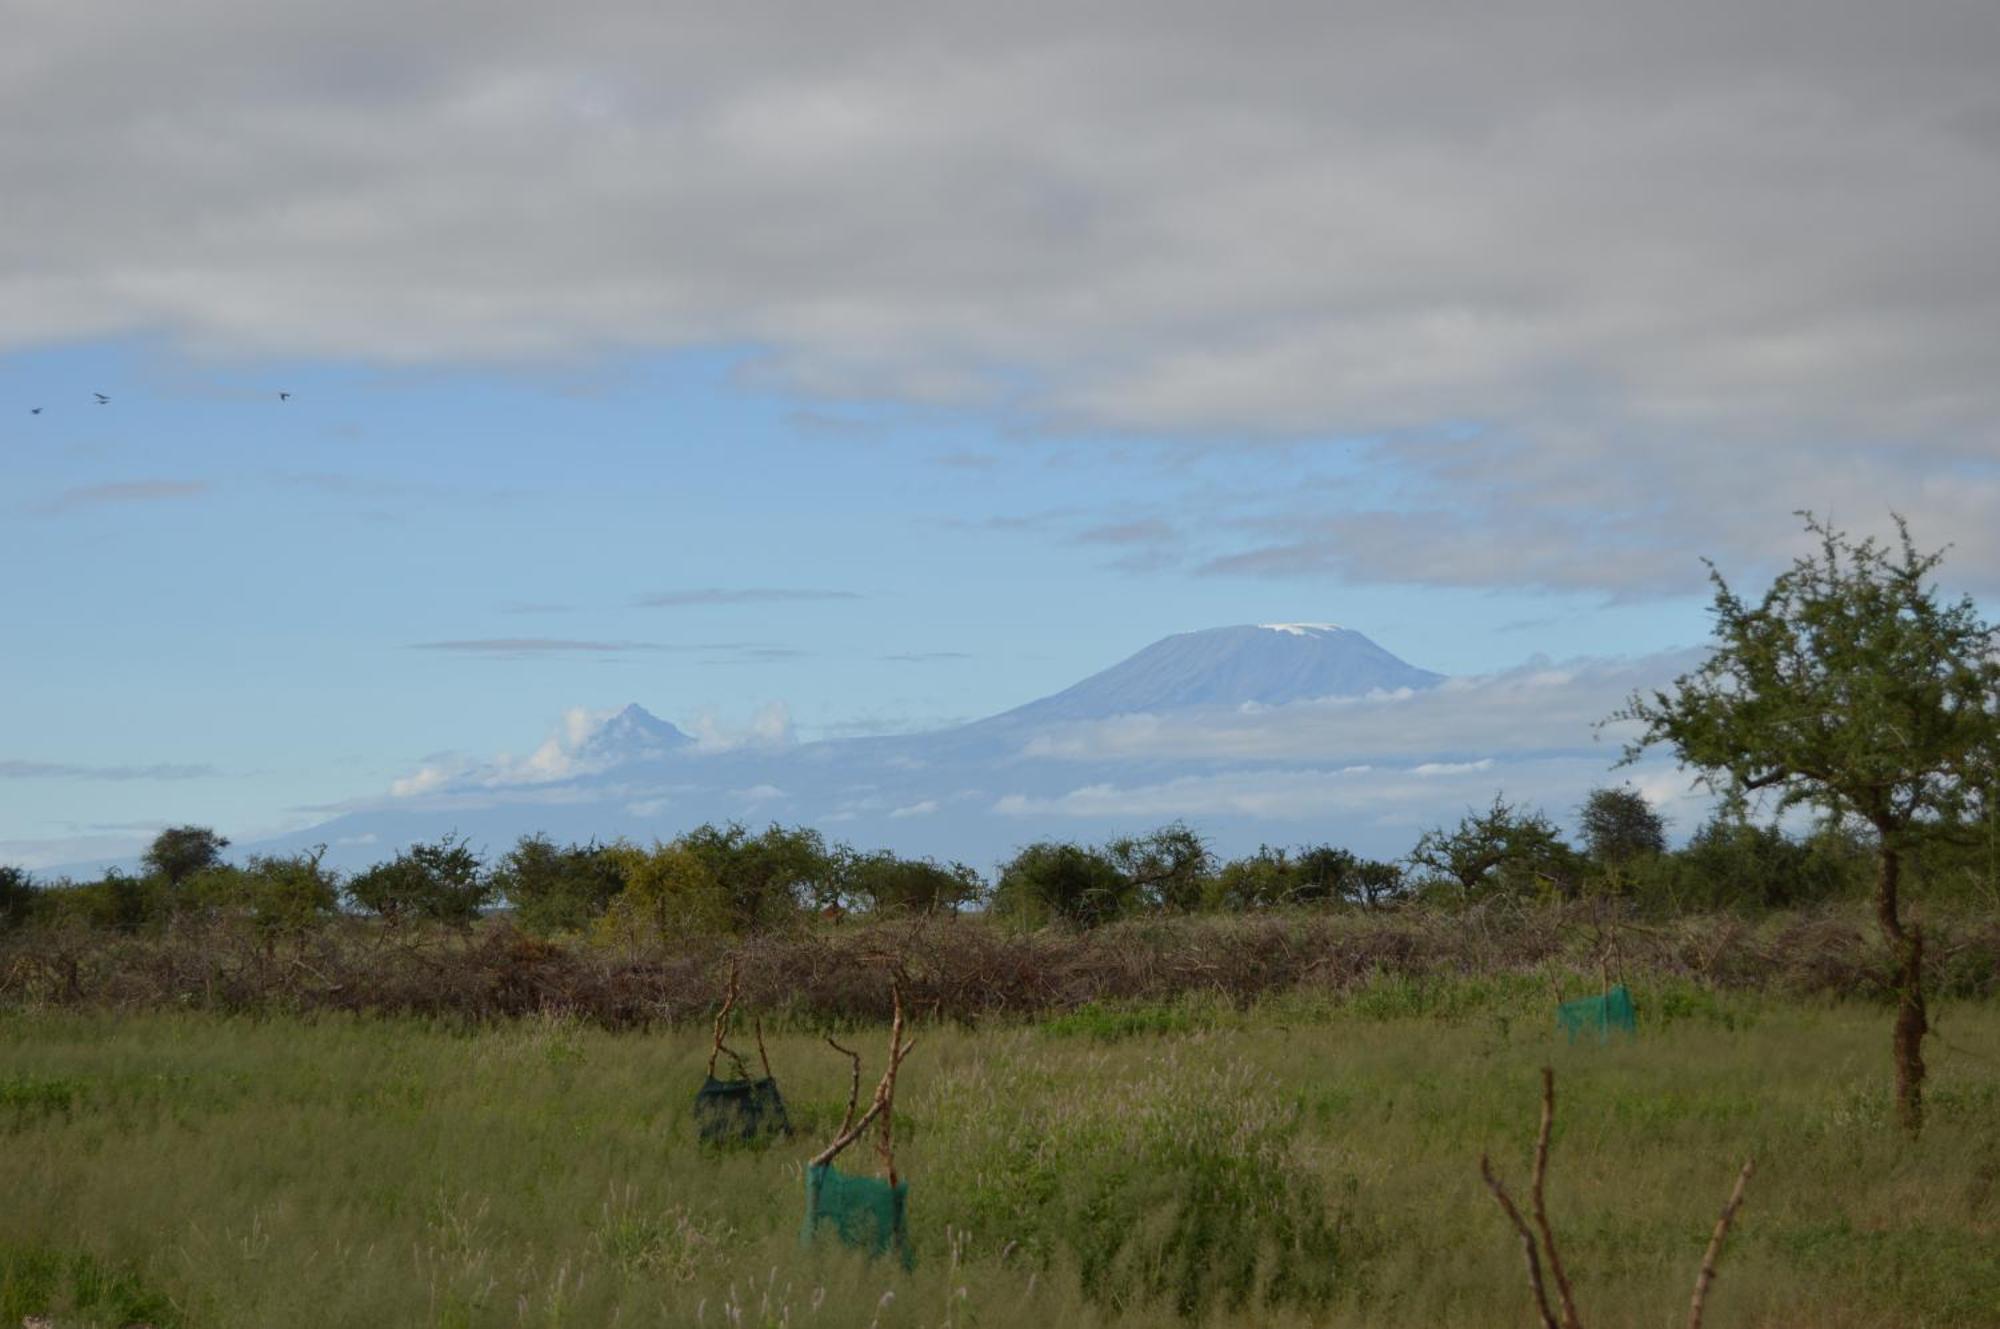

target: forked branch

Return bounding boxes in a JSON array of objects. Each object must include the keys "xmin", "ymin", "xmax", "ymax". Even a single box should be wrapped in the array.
[
  {"xmin": 706, "ymin": 959, "xmax": 749, "ymax": 1080},
  {"xmin": 1480, "ymin": 1153, "xmax": 1559, "ymax": 1329},
  {"xmin": 1483, "ymin": 1068, "xmax": 1754, "ymax": 1329},
  {"xmin": 810, "ymin": 983, "xmax": 917, "ymax": 1180},
  {"xmin": 1530, "ymin": 1068, "xmax": 1582, "ymax": 1329},
  {"xmin": 825, "ymin": 1034, "xmax": 862, "ymax": 1136}
]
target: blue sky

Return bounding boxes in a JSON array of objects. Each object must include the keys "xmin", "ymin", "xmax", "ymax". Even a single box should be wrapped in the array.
[
  {"xmin": 5, "ymin": 2, "xmax": 1996, "ymax": 868},
  {"xmin": 3, "ymin": 337, "xmax": 1720, "ymax": 862}
]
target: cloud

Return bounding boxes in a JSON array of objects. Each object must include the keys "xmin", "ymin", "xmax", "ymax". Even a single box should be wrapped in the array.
[
  {"xmin": 1411, "ymin": 759, "xmax": 1496, "ymax": 777},
  {"xmin": 37, "ymin": 481, "xmax": 208, "ymax": 514},
  {"xmin": 990, "ymin": 753, "xmax": 1679, "ymax": 827},
  {"xmin": 633, "ymin": 588, "xmax": 860, "ymax": 607},
  {"xmin": 686, "ymin": 701, "xmax": 797, "ymax": 752},
  {"xmin": 889, "ymin": 799, "xmax": 939, "ymax": 818},
  {"xmin": 0, "ymin": 758, "xmax": 218, "ymax": 781},
  {"xmin": 387, "ymin": 704, "xmax": 625, "ymax": 797},
  {"xmin": 410, "ymin": 638, "xmax": 666, "ymax": 657},
  {"xmin": 0, "ymin": 833, "xmax": 154, "ymax": 872},
  {"xmin": 7, "ymin": 4, "xmax": 1998, "ymax": 591},
  {"xmin": 1075, "ymin": 519, "xmax": 1178, "ymax": 547}
]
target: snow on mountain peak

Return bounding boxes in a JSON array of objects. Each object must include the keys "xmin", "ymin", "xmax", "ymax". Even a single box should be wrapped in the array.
[{"xmin": 1258, "ymin": 622, "xmax": 1344, "ymax": 636}]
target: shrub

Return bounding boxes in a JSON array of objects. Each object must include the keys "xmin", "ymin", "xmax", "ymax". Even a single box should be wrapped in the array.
[
  {"xmin": 991, "ymin": 842, "xmax": 1134, "ymax": 928},
  {"xmin": 493, "ymin": 835, "xmax": 627, "ymax": 935},
  {"xmin": 932, "ymin": 1054, "xmax": 1347, "ymax": 1316},
  {"xmin": 346, "ymin": 834, "xmax": 492, "ymax": 925},
  {"xmin": 596, "ymin": 842, "xmax": 730, "ymax": 947}
]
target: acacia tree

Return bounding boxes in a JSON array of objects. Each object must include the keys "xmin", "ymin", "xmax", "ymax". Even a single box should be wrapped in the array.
[
  {"xmin": 1578, "ymin": 786, "xmax": 1667, "ymax": 866},
  {"xmin": 144, "ymin": 825, "xmax": 230, "ymax": 888},
  {"xmin": 1105, "ymin": 823, "xmax": 1213, "ymax": 912},
  {"xmin": 1409, "ymin": 796, "xmax": 1572, "ymax": 903},
  {"xmin": 1613, "ymin": 514, "xmax": 1999, "ymax": 1133}
]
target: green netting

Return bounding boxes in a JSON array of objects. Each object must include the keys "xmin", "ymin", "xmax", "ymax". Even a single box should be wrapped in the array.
[
  {"xmin": 801, "ymin": 1163, "xmax": 912, "ymax": 1266},
  {"xmin": 693, "ymin": 1075, "xmax": 792, "ymax": 1145},
  {"xmin": 1557, "ymin": 984, "xmax": 1637, "ymax": 1041}
]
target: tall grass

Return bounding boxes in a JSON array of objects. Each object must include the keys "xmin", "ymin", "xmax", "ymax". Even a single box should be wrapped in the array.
[{"xmin": 2, "ymin": 987, "xmax": 1997, "ymax": 1326}]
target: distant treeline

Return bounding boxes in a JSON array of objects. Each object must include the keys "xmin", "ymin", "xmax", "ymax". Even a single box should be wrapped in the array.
[{"xmin": 6, "ymin": 785, "xmax": 1996, "ymax": 941}]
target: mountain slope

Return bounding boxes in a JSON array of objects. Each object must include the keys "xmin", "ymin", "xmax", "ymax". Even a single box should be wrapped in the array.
[{"xmin": 981, "ymin": 623, "xmax": 1441, "ymax": 726}]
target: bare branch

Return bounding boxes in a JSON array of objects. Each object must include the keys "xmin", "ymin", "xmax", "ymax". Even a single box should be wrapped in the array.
[
  {"xmin": 1531, "ymin": 1068, "xmax": 1582, "ymax": 1329},
  {"xmin": 825, "ymin": 1034, "xmax": 861, "ymax": 1136},
  {"xmin": 754, "ymin": 1015, "xmax": 773, "ymax": 1081},
  {"xmin": 1481, "ymin": 1154, "xmax": 1560, "ymax": 1329},
  {"xmin": 810, "ymin": 981, "xmax": 916, "ymax": 1177},
  {"xmin": 706, "ymin": 959, "xmax": 749, "ymax": 1081},
  {"xmin": 1686, "ymin": 1159, "xmax": 1755, "ymax": 1329}
]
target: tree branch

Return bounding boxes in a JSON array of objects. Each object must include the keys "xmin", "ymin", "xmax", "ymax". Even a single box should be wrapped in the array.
[
  {"xmin": 1531, "ymin": 1068, "xmax": 1582, "ymax": 1329},
  {"xmin": 1686, "ymin": 1159, "xmax": 1755, "ymax": 1329},
  {"xmin": 1481, "ymin": 1154, "xmax": 1559, "ymax": 1329}
]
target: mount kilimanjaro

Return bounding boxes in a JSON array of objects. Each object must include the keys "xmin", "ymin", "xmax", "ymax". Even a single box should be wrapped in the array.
[{"xmin": 256, "ymin": 624, "xmax": 1466, "ymax": 870}]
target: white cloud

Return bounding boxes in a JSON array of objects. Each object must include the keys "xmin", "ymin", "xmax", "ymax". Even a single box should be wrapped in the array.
[
  {"xmin": 5, "ymin": 4, "xmax": 1997, "ymax": 592},
  {"xmin": 889, "ymin": 799, "xmax": 939, "ymax": 819},
  {"xmin": 387, "ymin": 704, "xmax": 622, "ymax": 797},
  {"xmin": 1411, "ymin": 759, "xmax": 1495, "ymax": 777},
  {"xmin": 687, "ymin": 701, "xmax": 797, "ymax": 753},
  {"xmin": 991, "ymin": 752, "xmax": 1693, "ymax": 833}
]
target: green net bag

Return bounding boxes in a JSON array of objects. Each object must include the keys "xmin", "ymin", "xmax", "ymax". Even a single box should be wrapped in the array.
[
  {"xmin": 1557, "ymin": 984, "xmax": 1637, "ymax": 1041},
  {"xmin": 801, "ymin": 1163, "xmax": 911, "ymax": 1266},
  {"xmin": 693, "ymin": 1075, "xmax": 793, "ymax": 1145}
]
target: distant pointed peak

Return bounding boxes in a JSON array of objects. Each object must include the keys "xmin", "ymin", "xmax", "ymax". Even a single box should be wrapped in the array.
[{"xmin": 582, "ymin": 702, "xmax": 693, "ymax": 757}]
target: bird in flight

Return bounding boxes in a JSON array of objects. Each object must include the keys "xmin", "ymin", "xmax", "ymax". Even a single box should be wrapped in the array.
[
  {"xmin": 279, "ymin": 391, "xmax": 291, "ymax": 402},
  {"xmin": 30, "ymin": 407, "xmax": 41, "ymax": 415},
  {"xmin": 93, "ymin": 393, "xmax": 110, "ymax": 405}
]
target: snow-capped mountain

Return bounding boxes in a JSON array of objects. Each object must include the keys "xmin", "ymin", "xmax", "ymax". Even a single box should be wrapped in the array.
[
  {"xmin": 189, "ymin": 624, "xmax": 1682, "ymax": 874},
  {"xmin": 980, "ymin": 624, "xmax": 1441, "ymax": 727}
]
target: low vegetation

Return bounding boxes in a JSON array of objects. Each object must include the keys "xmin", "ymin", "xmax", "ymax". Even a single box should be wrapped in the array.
[{"xmin": 2, "ymin": 993, "xmax": 1996, "ymax": 1328}]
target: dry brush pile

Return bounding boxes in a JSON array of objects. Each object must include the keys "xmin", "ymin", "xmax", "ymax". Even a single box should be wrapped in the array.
[{"xmin": 4, "ymin": 902, "xmax": 1996, "ymax": 1027}]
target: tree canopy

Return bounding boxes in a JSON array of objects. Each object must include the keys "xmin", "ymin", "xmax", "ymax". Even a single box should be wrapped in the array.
[{"xmin": 1613, "ymin": 513, "xmax": 2000, "ymax": 1132}]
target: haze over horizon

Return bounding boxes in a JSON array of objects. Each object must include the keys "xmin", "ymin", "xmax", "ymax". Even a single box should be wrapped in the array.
[{"xmin": 6, "ymin": 2, "xmax": 1998, "ymax": 869}]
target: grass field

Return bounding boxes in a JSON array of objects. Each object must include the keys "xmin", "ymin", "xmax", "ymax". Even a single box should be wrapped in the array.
[{"xmin": 3, "ymin": 982, "xmax": 1998, "ymax": 1327}]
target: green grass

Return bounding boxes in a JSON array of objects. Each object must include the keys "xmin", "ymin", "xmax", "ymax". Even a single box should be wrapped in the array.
[{"xmin": 1, "ymin": 988, "xmax": 1996, "ymax": 1327}]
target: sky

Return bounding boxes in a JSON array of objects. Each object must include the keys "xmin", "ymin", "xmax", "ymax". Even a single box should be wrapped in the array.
[{"xmin": 4, "ymin": 1, "xmax": 1998, "ymax": 869}]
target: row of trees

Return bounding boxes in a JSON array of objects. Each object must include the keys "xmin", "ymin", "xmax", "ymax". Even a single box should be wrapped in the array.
[{"xmin": 2, "ymin": 788, "xmax": 1942, "ymax": 941}]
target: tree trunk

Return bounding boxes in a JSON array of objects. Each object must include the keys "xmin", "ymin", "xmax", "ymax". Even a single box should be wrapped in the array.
[{"xmin": 1875, "ymin": 844, "xmax": 1928, "ymax": 1135}]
